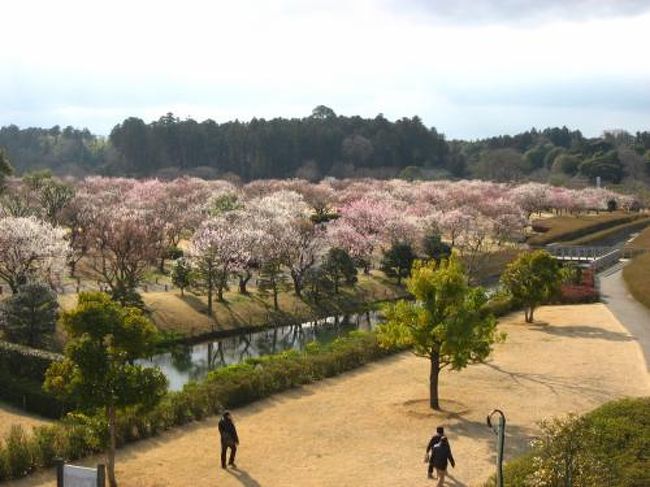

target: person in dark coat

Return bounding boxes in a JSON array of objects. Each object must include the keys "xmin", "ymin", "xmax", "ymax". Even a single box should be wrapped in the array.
[
  {"xmin": 430, "ymin": 436, "xmax": 455, "ymax": 486},
  {"xmin": 425, "ymin": 426, "xmax": 445, "ymax": 478},
  {"xmin": 218, "ymin": 411, "xmax": 239, "ymax": 469}
]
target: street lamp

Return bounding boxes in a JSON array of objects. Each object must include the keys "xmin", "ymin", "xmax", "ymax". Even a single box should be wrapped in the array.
[{"xmin": 487, "ymin": 409, "xmax": 506, "ymax": 487}]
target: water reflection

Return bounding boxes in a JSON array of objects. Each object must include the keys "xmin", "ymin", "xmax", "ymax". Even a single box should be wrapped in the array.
[{"xmin": 142, "ymin": 311, "xmax": 379, "ymax": 391}]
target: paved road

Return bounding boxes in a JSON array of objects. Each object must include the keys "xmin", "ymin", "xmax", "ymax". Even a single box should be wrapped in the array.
[{"xmin": 599, "ymin": 262, "xmax": 650, "ymax": 373}]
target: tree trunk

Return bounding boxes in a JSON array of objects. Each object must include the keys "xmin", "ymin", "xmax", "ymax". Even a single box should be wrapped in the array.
[
  {"xmin": 159, "ymin": 256, "xmax": 165, "ymax": 274},
  {"xmin": 429, "ymin": 352, "xmax": 441, "ymax": 410},
  {"xmin": 107, "ymin": 404, "xmax": 117, "ymax": 487},
  {"xmin": 207, "ymin": 280, "xmax": 213, "ymax": 314},
  {"xmin": 291, "ymin": 271, "xmax": 302, "ymax": 297},
  {"xmin": 524, "ymin": 307, "xmax": 537, "ymax": 323},
  {"xmin": 273, "ymin": 287, "xmax": 279, "ymax": 310},
  {"xmin": 238, "ymin": 272, "xmax": 251, "ymax": 294}
]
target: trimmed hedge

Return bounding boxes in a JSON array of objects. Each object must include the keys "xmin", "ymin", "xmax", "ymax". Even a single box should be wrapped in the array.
[
  {"xmin": 0, "ymin": 341, "xmax": 61, "ymax": 381},
  {"xmin": 0, "ymin": 341, "xmax": 65, "ymax": 419},
  {"xmin": 0, "ymin": 331, "xmax": 404, "ymax": 482}
]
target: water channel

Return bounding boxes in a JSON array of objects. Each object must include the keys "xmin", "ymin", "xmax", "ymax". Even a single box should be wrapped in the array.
[{"xmin": 142, "ymin": 311, "xmax": 381, "ymax": 391}]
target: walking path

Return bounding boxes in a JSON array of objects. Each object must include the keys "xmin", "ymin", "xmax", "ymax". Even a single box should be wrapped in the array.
[
  {"xmin": 599, "ymin": 262, "xmax": 650, "ymax": 373},
  {"xmin": 7, "ymin": 304, "xmax": 649, "ymax": 487}
]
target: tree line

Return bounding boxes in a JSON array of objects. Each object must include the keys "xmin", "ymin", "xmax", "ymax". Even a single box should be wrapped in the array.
[{"xmin": 1, "ymin": 107, "xmax": 649, "ymax": 184}]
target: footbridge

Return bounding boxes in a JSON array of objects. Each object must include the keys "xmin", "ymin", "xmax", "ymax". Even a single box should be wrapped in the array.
[{"xmin": 545, "ymin": 245, "xmax": 622, "ymax": 272}]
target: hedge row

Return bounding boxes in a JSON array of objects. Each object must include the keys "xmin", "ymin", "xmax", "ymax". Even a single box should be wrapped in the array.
[
  {"xmin": 0, "ymin": 331, "xmax": 404, "ymax": 482},
  {"xmin": 0, "ymin": 341, "xmax": 65, "ymax": 419},
  {"xmin": 0, "ymin": 341, "xmax": 61, "ymax": 381}
]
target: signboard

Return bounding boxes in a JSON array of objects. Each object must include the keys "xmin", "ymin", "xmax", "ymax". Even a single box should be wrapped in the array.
[
  {"xmin": 63, "ymin": 466, "xmax": 98, "ymax": 487},
  {"xmin": 56, "ymin": 461, "xmax": 105, "ymax": 487}
]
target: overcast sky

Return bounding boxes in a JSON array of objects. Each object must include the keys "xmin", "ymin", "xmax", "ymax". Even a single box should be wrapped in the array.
[{"xmin": 2, "ymin": 0, "xmax": 649, "ymax": 139}]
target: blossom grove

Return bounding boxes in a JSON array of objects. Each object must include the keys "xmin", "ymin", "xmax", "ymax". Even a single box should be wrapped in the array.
[{"xmin": 0, "ymin": 176, "xmax": 640, "ymax": 299}]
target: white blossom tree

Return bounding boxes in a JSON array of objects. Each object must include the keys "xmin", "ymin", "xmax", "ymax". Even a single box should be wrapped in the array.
[{"xmin": 0, "ymin": 216, "xmax": 70, "ymax": 292}]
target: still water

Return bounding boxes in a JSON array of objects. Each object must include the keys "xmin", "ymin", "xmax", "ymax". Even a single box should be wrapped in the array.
[{"xmin": 142, "ymin": 311, "xmax": 381, "ymax": 391}]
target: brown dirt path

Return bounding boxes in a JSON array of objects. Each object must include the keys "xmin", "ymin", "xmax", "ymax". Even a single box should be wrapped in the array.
[{"xmin": 8, "ymin": 304, "xmax": 650, "ymax": 487}]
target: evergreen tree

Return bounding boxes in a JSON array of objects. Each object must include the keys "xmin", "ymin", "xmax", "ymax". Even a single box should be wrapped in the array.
[
  {"xmin": 380, "ymin": 242, "xmax": 417, "ymax": 284},
  {"xmin": 321, "ymin": 248, "xmax": 357, "ymax": 293},
  {"xmin": 0, "ymin": 149, "xmax": 13, "ymax": 191},
  {"xmin": 171, "ymin": 257, "xmax": 193, "ymax": 296},
  {"xmin": 44, "ymin": 293, "xmax": 167, "ymax": 487},
  {"xmin": 257, "ymin": 259, "xmax": 288, "ymax": 310},
  {"xmin": 422, "ymin": 233, "xmax": 452, "ymax": 263},
  {"xmin": 0, "ymin": 282, "xmax": 58, "ymax": 348}
]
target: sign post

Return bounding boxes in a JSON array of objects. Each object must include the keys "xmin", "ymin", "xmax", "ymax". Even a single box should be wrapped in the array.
[
  {"xmin": 55, "ymin": 459, "xmax": 105, "ymax": 487},
  {"xmin": 487, "ymin": 409, "xmax": 506, "ymax": 487}
]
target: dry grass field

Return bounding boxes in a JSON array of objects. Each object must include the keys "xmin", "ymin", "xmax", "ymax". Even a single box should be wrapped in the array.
[
  {"xmin": 10, "ymin": 304, "xmax": 649, "ymax": 487},
  {"xmin": 623, "ymin": 251, "xmax": 650, "ymax": 311},
  {"xmin": 0, "ymin": 402, "xmax": 49, "ymax": 439}
]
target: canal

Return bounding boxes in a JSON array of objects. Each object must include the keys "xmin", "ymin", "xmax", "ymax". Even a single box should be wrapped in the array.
[{"xmin": 142, "ymin": 311, "xmax": 382, "ymax": 391}]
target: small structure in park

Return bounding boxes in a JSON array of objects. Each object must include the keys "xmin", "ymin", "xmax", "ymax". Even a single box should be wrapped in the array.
[{"xmin": 56, "ymin": 460, "xmax": 105, "ymax": 487}]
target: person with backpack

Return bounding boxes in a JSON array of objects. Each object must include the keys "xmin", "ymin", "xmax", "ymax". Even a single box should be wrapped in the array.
[
  {"xmin": 425, "ymin": 426, "xmax": 445, "ymax": 478},
  {"xmin": 429, "ymin": 436, "xmax": 455, "ymax": 485},
  {"xmin": 218, "ymin": 411, "xmax": 239, "ymax": 469}
]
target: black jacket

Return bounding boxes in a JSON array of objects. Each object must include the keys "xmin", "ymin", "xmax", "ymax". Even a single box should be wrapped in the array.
[
  {"xmin": 431, "ymin": 441, "xmax": 455, "ymax": 470},
  {"xmin": 218, "ymin": 417, "xmax": 239, "ymax": 444},
  {"xmin": 426, "ymin": 434, "xmax": 442, "ymax": 455}
]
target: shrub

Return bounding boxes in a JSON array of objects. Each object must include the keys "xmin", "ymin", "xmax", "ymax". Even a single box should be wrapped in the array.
[
  {"xmin": 555, "ymin": 284, "xmax": 599, "ymax": 304},
  {"xmin": 531, "ymin": 222, "xmax": 550, "ymax": 233},
  {"xmin": 4, "ymin": 425, "xmax": 34, "ymax": 479},
  {"xmin": 496, "ymin": 397, "xmax": 650, "ymax": 486},
  {"xmin": 483, "ymin": 294, "xmax": 515, "ymax": 317}
]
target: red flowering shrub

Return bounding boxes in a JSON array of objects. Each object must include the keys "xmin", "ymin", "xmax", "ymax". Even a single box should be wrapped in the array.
[{"xmin": 555, "ymin": 267, "xmax": 599, "ymax": 304}]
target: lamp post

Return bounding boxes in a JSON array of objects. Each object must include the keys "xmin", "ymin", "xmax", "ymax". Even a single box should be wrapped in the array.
[{"xmin": 487, "ymin": 409, "xmax": 506, "ymax": 487}]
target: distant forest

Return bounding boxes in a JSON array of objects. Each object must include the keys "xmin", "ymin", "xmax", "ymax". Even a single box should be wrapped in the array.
[{"xmin": 1, "ymin": 105, "xmax": 649, "ymax": 186}]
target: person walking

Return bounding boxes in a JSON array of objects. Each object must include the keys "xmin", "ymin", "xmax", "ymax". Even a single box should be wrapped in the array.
[
  {"xmin": 430, "ymin": 436, "xmax": 455, "ymax": 486},
  {"xmin": 425, "ymin": 426, "xmax": 445, "ymax": 479},
  {"xmin": 218, "ymin": 411, "xmax": 239, "ymax": 469}
]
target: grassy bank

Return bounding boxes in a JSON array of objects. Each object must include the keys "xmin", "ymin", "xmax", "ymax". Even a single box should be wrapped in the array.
[
  {"xmin": 58, "ymin": 271, "xmax": 407, "ymax": 343},
  {"xmin": 564, "ymin": 216, "xmax": 650, "ymax": 246},
  {"xmin": 528, "ymin": 212, "xmax": 646, "ymax": 246},
  {"xmin": 623, "ymin": 252, "xmax": 650, "ymax": 310},
  {"xmin": 622, "ymin": 225, "xmax": 650, "ymax": 311}
]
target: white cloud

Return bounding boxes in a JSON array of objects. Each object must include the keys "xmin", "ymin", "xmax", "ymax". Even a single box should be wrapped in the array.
[{"xmin": 1, "ymin": 0, "xmax": 649, "ymax": 137}]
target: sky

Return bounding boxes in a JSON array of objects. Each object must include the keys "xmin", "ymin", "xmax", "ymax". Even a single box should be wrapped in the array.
[{"xmin": 2, "ymin": 0, "xmax": 649, "ymax": 139}]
